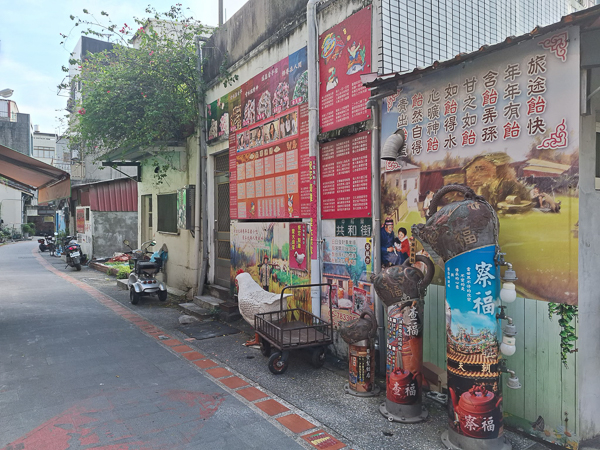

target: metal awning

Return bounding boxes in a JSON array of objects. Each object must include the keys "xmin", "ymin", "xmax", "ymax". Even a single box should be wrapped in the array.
[{"xmin": 0, "ymin": 144, "xmax": 70, "ymax": 203}]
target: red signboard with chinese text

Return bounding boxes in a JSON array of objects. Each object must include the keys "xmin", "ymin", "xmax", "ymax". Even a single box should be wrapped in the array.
[
  {"xmin": 319, "ymin": 7, "xmax": 372, "ymax": 133},
  {"xmin": 289, "ymin": 223, "xmax": 308, "ymax": 270},
  {"xmin": 230, "ymin": 104, "xmax": 310, "ymax": 220},
  {"xmin": 320, "ymin": 131, "xmax": 372, "ymax": 220}
]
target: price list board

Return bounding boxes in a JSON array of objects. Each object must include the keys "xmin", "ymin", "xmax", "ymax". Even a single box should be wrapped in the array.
[{"xmin": 320, "ymin": 131, "xmax": 371, "ymax": 220}]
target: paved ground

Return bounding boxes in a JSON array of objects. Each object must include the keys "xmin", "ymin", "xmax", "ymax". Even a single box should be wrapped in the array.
[{"xmin": 0, "ymin": 239, "xmax": 550, "ymax": 450}]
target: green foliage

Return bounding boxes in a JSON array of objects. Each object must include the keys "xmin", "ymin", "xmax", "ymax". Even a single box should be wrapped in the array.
[
  {"xmin": 61, "ymin": 6, "xmax": 213, "ymax": 162},
  {"xmin": 548, "ymin": 302, "xmax": 578, "ymax": 368},
  {"xmin": 116, "ymin": 266, "xmax": 131, "ymax": 279},
  {"xmin": 21, "ymin": 223, "xmax": 34, "ymax": 234}
]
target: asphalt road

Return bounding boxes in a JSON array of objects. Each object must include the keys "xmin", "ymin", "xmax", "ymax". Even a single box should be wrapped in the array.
[{"xmin": 0, "ymin": 240, "xmax": 313, "ymax": 450}]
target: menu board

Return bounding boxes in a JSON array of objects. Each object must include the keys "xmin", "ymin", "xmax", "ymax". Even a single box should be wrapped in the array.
[
  {"xmin": 320, "ymin": 131, "xmax": 372, "ymax": 219},
  {"xmin": 230, "ymin": 104, "xmax": 310, "ymax": 220},
  {"xmin": 319, "ymin": 7, "xmax": 372, "ymax": 133}
]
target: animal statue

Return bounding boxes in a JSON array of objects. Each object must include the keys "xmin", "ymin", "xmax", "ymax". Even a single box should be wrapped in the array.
[
  {"xmin": 339, "ymin": 310, "xmax": 377, "ymax": 344},
  {"xmin": 236, "ymin": 272, "xmax": 291, "ymax": 346},
  {"xmin": 370, "ymin": 255, "xmax": 435, "ymax": 307}
]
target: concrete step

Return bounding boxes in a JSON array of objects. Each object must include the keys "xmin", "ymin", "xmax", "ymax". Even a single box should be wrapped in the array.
[
  {"xmin": 178, "ymin": 302, "xmax": 215, "ymax": 320},
  {"xmin": 204, "ymin": 283, "xmax": 232, "ymax": 301},
  {"xmin": 193, "ymin": 295, "xmax": 223, "ymax": 310}
]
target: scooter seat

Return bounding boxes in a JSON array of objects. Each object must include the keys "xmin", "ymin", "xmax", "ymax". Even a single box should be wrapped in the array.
[{"xmin": 137, "ymin": 261, "xmax": 160, "ymax": 272}]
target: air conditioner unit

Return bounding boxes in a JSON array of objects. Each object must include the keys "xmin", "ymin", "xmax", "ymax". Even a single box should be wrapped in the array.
[{"xmin": 177, "ymin": 185, "xmax": 196, "ymax": 230}]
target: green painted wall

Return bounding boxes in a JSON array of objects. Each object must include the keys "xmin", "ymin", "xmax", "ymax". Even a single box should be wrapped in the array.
[{"xmin": 423, "ymin": 285, "xmax": 578, "ymax": 445}]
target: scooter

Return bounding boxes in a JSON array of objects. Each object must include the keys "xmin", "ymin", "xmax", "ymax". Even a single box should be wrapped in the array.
[
  {"xmin": 63, "ymin": 236, "xmax": 83, "ymax": 271},
  {"xmin": 39, "ymin": 233, "xmax": 57, "ymax": 255},
  {"xmin": 123, "ymin": 239, "xmax": 167, "ymax": 305}
]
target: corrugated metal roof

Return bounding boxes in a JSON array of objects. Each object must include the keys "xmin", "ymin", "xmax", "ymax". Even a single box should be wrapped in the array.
[
  {"xmin": 86, "ymin": 178, "xmax": 138, "ymax": 212},
  {"xmin": 364, "ymin": 4, "xmax": 600, "ymax": 91}
]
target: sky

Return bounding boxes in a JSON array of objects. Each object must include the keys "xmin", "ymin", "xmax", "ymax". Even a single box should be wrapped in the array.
[{"xmin": 0, "ymin": 0, "xmax": 249, "ymax": 135}]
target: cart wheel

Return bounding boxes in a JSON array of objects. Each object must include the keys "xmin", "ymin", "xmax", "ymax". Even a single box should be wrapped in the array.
[
  {"xmin": 259, "ymin": 338, "xmax": 271, "ymax": 357},
  {"xmin": 310, "ymin": 347, "xmax": 326, "ymax": 368},
  {"xmin": 268, "ymin": 351, "xmax": 289, "ymax": 375}
]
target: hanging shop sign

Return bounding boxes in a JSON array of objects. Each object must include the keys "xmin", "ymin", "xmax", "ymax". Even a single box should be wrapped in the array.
[
  {"xmin": 319, "ymin": 7, "xmax": 372, "ymax": 132},
  {"xmin": 320, "ymin": 131, "xmax": 372, "ymax": 220},
  {"xmin": 380, "ymin": 28, "xmax": 580, "ymax": 305}
]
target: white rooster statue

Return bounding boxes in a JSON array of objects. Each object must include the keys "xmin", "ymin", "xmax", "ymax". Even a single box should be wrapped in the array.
[{"xmin": 236, "ymin": 272, "xmax": 291, "ymax": 346}]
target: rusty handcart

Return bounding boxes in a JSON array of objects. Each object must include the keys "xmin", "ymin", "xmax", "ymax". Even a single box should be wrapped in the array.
[{"xmin": 254, "ymin": 283, "xmax": 333, "ymax": 374}]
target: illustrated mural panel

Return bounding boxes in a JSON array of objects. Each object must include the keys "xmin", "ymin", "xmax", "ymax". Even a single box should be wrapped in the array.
[
  {"xmin": 320, "ymin": 221, "xmax": 374, "ymax": 328},
  {"xmin": 380, "ymin": 29, "xmax": 580, "ymax": 305},
  {"xmin": 319, "ymin": 7, "xmax": 372, "ymax": 133},
  {"xmin": 231, "ymin": 222, "xmax": 311, "ymax": 311}
]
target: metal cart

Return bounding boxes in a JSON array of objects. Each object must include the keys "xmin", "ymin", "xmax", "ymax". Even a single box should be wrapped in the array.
[{"xmin": 254, "ymin": 283, "xmax": 333, "ymax": 375}]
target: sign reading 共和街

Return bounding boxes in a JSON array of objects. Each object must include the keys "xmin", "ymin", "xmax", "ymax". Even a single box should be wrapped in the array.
[{"xmin": 380, "ymin": 28, "xmax": 579, "ymax": 305}]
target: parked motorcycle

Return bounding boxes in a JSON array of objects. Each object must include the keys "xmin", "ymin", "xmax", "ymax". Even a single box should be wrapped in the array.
[
  {"xmin": 38, "ymin": 234, "xmax": 56, "ymax": 253},
  {"xmin": 123, "ymin": 239, "xmax": 167, "ymax": 305},
  {"xmin": 62, "ymin": 236, "xmax": 83, "ymax": 271}
]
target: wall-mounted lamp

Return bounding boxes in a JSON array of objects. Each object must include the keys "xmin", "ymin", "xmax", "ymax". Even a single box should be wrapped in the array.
[
  {"xmin": 499, "ymin": 262, "xmax": 518, "ymax": 303},
  {"xmin": 0, "ymin": 89, "xmax": 14, "ymax": 98},
  {"xmin": 381, "ymin": 128, "xmax": 406, "ymax": 161},
  {"xmin": 497, "ymin": 306, "xmax": 518, "ymax": 356}
]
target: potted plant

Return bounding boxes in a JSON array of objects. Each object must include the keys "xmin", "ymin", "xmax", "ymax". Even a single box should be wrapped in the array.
[{"xmin": 21, "ymin": 223, "xmax": 34, "ymax": 239}]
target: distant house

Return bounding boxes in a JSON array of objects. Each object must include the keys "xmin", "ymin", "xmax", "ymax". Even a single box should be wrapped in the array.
[
  {"xmin": 520, "ymin": 158, "xmax": 571, "ymax": 178},
  {"xmin": 463, "ymin": 152, "xmax": 514, "ymax": 194},
  {"xmin": 382, "ymin": 162, "xmax": 421, "ymax": 210}
]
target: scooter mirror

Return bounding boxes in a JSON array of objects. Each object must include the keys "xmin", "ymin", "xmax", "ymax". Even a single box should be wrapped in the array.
[{"xmin": 123, "ymin": 239, "xmax": 130, "ymax": 246}]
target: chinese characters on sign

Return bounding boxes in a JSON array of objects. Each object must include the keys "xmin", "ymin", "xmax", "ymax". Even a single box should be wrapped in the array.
[
  {"xmin": 319, "ymin": 7, "xmax": 372, "ymax": 132},
  {"xmin": 320, "ymin": 131, "xmax": 372, "ymax": 220},
  {"xmin": 335, "ymin": 218, "xmax": 373, "ymax": 238}
]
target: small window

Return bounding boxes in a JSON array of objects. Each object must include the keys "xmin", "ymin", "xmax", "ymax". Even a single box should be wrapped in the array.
[
  {"xmin": 85, "ymin": 208, "xmax": 90, "ymax": 221},
  {"xmin": 403, "ymin": 180, "xmax": 408, "ymax": 191},
  {"xmin": 157, "ymin": 193, "xmax": 177, "ymax": 233}
]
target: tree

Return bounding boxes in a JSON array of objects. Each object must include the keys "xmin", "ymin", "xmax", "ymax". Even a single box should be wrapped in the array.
[{"xmin": 60, "ymin": 6, "xmax": 235, "ymax": 164}]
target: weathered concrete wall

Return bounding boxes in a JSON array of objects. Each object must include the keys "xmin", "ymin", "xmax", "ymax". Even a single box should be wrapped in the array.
[
  {"xmin": 136, "ymin": 137, "xmax": 199, "ymax": 295},
  {"xmin": 92, "ymin": 211, "xmax": 138, "ymax": 259},
  {"xmin": 578, "ymin": 62, "xmax": 600, "ymax": 442},
  {"xmin": 203, "ymin": 0, "xmax": 309, "ymax": 81},
  {"xmin": 0, "ymin": 113, "xmax": 32, "ymax": 155}
]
